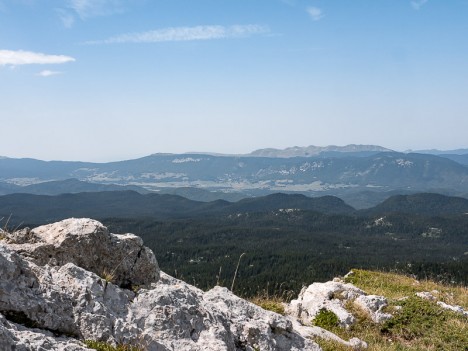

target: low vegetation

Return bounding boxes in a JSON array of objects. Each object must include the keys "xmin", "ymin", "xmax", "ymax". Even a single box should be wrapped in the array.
[
  {"xmin": 101, "ymin": 269, "xmax": 115, "ymax": 284},
  {"xmin": 344, "ymin": 269, "xmax": 468, "ymax": 308},
  {"xmin": 321, "ymin": 270, "xmax": 467, "ymax": 351},
  {"xmin": 84, "ymin": 340, "xmax": 145, "ymax": 351},
  {"xmin": 248, "ymin": 296, "xmax": 286, "ymax": 315},
  {"xmin": 251, "ymin": 269, "xmax": 467, "ymax": 351},
  {"xmin": 312, "ymin": 308, "xmax": 340, "ymax": 329}
]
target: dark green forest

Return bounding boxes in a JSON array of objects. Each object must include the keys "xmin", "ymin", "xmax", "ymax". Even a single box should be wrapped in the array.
[
  {"xmin": 7, "ymin": 191, "xmax": 467, "ymax": 298},
  {"xmin": 104, "ymin": 210, "xmax": 468, "ymax": 298}
]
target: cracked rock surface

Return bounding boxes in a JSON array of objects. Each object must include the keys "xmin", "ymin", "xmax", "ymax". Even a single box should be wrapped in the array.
[{"xmin": 0, "ymin": 218, "xmax": 321, "ymax": 351}]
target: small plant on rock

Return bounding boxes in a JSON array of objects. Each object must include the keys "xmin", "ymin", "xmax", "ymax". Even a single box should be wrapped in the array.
[
  {"xmin": 0, "ymin": 215, "xmax": 22, "ymax": 240},
  {"xmin": 101, "ymin": 269, "xmax": 116, "ymax": 284}
]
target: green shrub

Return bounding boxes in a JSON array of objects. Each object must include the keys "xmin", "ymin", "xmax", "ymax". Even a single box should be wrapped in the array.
[{"xmin": 313, "ymin": 308, "xmax": 340, "ymax": 329}]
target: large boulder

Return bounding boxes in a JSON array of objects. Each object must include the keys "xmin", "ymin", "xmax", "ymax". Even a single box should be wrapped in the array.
[
  {"xmin": 0, "ymin": 314, "xmax": 88, "ymax": 351},
  {"xmin": 0, "ymin": 244, "xmax": 134, "ymax": 340},
  {"xmin": 4, "ymin": 218, "xmax": 159, "ymax": 288},
  {"xmin": 0, "ymin": 218, "xmax": 321, "ymax": 351}
]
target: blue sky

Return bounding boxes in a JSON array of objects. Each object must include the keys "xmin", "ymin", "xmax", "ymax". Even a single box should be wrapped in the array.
[{"xmin": 1, "ymin": 0, "xmax": 467, "ymax": 161}]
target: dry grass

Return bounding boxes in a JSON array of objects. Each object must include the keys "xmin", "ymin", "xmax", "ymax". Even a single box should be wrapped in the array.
[
  {"xmin": 332, "ymin": 269, "xmax": 468, "ymax": 351},
  {"xmin": 252, "ymin": 270, "xmax": 468, "ymax": 351},
  {"xmin": 249, "ymin": 296, "xmax": 286, "ymax": 315},
  {"xmin": 101, "ymin": 269, "xmax": 116, "ymax": 284},
  {"xmin": 344, "ymin": 269, "xmax": 468, "ymax": 309},
  {"xmin": 84, "ymin": 340, "xmax": 145, "ymax": 351}
]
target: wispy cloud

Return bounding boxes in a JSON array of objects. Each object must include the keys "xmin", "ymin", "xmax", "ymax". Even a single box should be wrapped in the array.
[
  {"xmin": 85, "ymin": 24, "xmax": 270, "ymax": 45},
  {"xmin": 67, "ymin": 0, "xmax": 124, "ymax": 19},
  {"xmin": 36, "ymin": 70, "xmax": 63, "ymax": 77},
  {"xmin": 56, "ymin": 8, "xmax": 75, "ymax": 28},
  {"xmin": 307, "ymin": 7, "xmax": 324, "ymax": 21},
  {"xmin": 0, "ymin": 50, "xmax": 75, "ymax": 66},
  {"xmin": 55, "ymin": 0, "xmax": 124, "ymax": 27},
  {"xmin": 411, "ymin": 0, "xmax": 428, "ymax": 10}
]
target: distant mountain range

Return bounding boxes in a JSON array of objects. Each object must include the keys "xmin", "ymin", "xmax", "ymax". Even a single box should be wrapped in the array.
[
  {"xmin": 1, "ymin": 145, "xmax": 468, "ymax": 209},
  {"xmin": 411, "ymin": 148, "xmax": 468, "ymax": 155},
  {"xmin": 249, "ymin": 144, "xmax": 392, "ymax": 158}
]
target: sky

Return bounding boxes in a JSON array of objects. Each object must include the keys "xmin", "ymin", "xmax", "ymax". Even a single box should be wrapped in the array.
[{"xmin": 1, "ymin": 0, "xmax": 468, "ymax": 161}]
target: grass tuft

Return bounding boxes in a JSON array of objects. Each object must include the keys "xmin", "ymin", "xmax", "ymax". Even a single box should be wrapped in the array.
[
  {"xmin": 84, "ymin": 340, "xmax": 145, "ymax": 351},
  {"xmin": 101, "ymin": 269, "xmax": 115, "ymax": 284},
  {"xmin": 249, "ymin": 296, "xmax": 285, "ymax": 315}
]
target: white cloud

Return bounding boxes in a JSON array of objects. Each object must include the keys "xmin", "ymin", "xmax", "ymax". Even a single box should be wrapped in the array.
[
  {"xmin": 411, "ymin": 0, "xmax": 428, "ymax": 10},
  {"xmin": 56, "ymin": 8, "xmax": 75, "ymax": 28},
  {"xmin": 37, "ymin": 70, "xmax": 62, "ymax": 77},
  {"xmin": 307, "ymin": 7, "xmax": 324, "ymax": 21},
  {"xmin": 67, "ymin": 0, "xmax": 123, "ymax": 19},
  {"xmin": 85, "ymin": 24, "xmax": 270, "ymax": 45},
  {"xmin": 0, "ymin": 50, "xmax": 75, "ymax": 66}
]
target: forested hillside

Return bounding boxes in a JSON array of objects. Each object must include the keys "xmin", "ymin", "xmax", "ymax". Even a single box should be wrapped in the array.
[{"xmin": 104, "ymin": 210, "xmax": 468, "ymax": 297}]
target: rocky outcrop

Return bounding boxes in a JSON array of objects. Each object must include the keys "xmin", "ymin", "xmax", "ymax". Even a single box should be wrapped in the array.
[
  {"xmin": 416, "ymin": 291, "xmax": 468, "ymax": 317},
  {"xmin": 0, "ymin": 218, "xmax": 321, "ymax": 351},
  {"xmin": 286, "ymin": 280, "xmax": 391, "ymax": 329},
  {"xmin": 0, "ymin": 313, "xmax": 86, "ymax": 351},
  {"xmin": 4, "ymin": 218, "xmax": 159, "ymax": 289},
  {"xmin": 287, "ymin": 281, "xmax": 365, "ymax": 328}
]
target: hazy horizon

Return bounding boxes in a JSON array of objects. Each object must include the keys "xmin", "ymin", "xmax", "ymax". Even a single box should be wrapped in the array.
[
  {"xmin": 1, "ymin": 1, "xmax": 467, "ymax": 162},
  {"xmin": 1, "ymin": 143, "xmax": 468, "ymax": 163}
]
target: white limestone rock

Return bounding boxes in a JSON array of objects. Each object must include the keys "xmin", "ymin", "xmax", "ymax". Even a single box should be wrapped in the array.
[
  {"xmin": 416, "ymin": 291, "xmax": 468, "ymax": 317},
  {"xmin": 0, "ymin": 218, "xmax": 322, "ymax": 351},
  {"xmin": 354, "ymin": 295, "xmax": 392, "ymax": 323},
  {"xmin": 0, "ymin": 313, "xmax": 88, "ymax": 351},
  {"xmin": 0, "ymin": 244, "xmax": 135, "ymax": 341},
  {"xmin": 204, "ymin": 286, "xmax": 320, "ymax": 351},
  {"xmin": 287, "ymin": 281, "xmax": 365, "ymax": 328},
  {"xmin": 436, "ymin": 301, "xmax": 468, "ymax": 316},
  {"xmin": 415, "ymin": 291, "xmax": 437, "ymax": 301},
  {"xmin": 5, "ymin": 218, "xmax": 159, "ymax": 288}
]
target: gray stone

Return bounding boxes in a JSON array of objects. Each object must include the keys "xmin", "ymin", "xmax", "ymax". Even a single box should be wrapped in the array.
[
  {"xmin": 354, "ymin": 295, "xmax": 392, "ymax": 323},
  {"xmin": 287, "ymin": 281, "xmax": 365, "ymax": 328},
  {"xmin": 0, "ymin": 313, "xmax": 89, "ymax": 351},
  {"xmin": 0, "ymin": 218, "xmax": 322, "ymax": 351},
  {"xmin": 5, "ymin": 218, "xmax": 159, "ymax": 288}
]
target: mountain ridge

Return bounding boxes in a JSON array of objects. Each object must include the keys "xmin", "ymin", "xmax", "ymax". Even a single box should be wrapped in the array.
[{"xmin": 2, "ymin": 149, "xmax": 468, "ymax": 210}]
